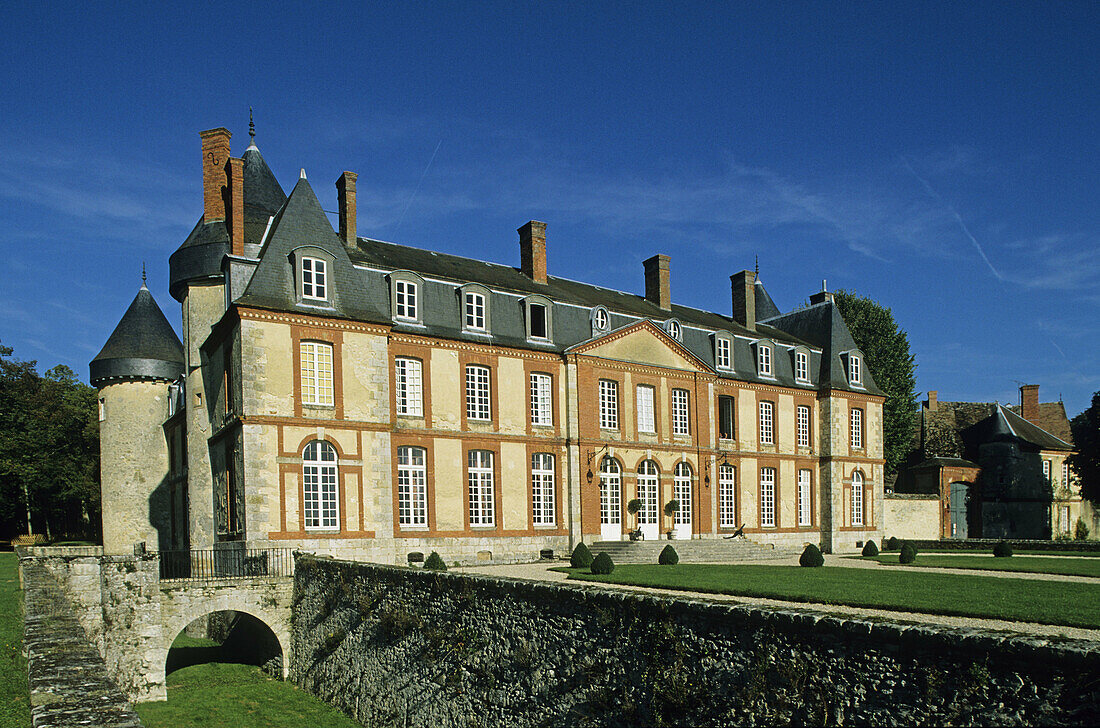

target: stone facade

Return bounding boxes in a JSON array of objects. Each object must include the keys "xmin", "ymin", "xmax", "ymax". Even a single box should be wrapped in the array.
[{"xmin": 883, "ymin": 493, "xmax": 942, "ymax": 541}]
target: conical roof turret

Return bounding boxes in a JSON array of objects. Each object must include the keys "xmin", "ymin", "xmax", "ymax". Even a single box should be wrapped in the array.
[{"xmin": 90, "ymin": 284, "xmax": 185, "ymax": 386}]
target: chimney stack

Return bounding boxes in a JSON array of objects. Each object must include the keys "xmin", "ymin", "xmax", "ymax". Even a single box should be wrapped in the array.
[
  {"xmin": 643, "ymin": 254, "xmax": 671, "ymax": 310},
  {"xmin": 226, "ymin": 157, "xmax": 244, "ymax": 256},
  {"xmin": 337, "ymin": 171, "xmax": 358, "ymax": 248},
  {"xmin": 809, "ymin": 279, "xmax": 834, "ymax": 305},
  {"xmin": 926, "ymin": 391, "xmax": 938, "ymax": 411},
  {"xmin": 1020, "ymin": 384, "xmax": 1040, "ymax": 423},
  {"xmin": 518, "ymin": 221, "xmax": 547, "ymax": 284},
  {"xmin": 731, "ymin": 270, "xmax": 756, "ymax": 331},
  {"xmin": 199, "ymin": 128, "xmax": 232, "ymax": 222}
]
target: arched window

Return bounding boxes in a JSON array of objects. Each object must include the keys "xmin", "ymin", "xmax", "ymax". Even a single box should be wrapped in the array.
[
  {"xmin": 851, "ymin": 470, "xmax": 864, "ymax": 526},
  {"xmin": 637, "ymin": 460, "xmax": 659, "ymax": 526},
  {"xmin": 397, "ymin": 446, "xmax": 427, "ymax": 527},
  {"xmin": 673, "ymin": 462, "xmax": 692, "ymax": 526},
  {"xmin": 599, "ymin": 457, "xmax": 621, "ymax": 527},
  {"xmin": 303, "ymin": 440, "xmax": 338, "ymax": 530}
]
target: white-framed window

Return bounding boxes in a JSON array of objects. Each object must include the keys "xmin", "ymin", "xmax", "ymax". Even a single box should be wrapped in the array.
[
  {"xmin": 303, "ymin": 440, "xmax": 338, "ymax": 530},
  {"xmin": 798, "ymin": 469, "xmax": 812, "ymax": 526},
  {"xmin": 1062, "ymin": 461, "xmax": 1071, "ymax": 487},
  {"xmin": 757, "ymin": 343, "xmax": 773, "ymax": 377},
  {"xmin": 672, "ymin": 388, "xmax": 690, "ymax": 436},
  {"xmin": 797, "ymin": 405, "xmax": 811, "ymax": 447},
  {"xmin": 468, "ymin": 450, "xmax": 495, "ymax": 526},
  {"xmin": 674, "ymin": 462, "xmax": 692, "ymax": 526},
  {"xmin": 666, "ymin": 319, "xmax": 682, "ymax": 341},
  {"xmin": 850, "ymin": 407, "xmax": 863, "ymax": 449},
  {"xmin": 592, "ymin": 306, "xmax": 610, "ymax": 333},
  {"xmin": 301, "ymin": 257, "xmax": 327, "ymax": 301},
  {"xmin": 465, "ymin": 365, "xmax": 491, "ymax": 421},
  {"xmin": 636, "ymin": 384, "xmax": 656, "ymax": 434},
  {"xmin": 760, "ymin": 467, "xmax": 776, "ymax": 527},
  {"xmin": 715, "ymin": 335, "xmax": 732, "ymax": 370},
  {"xmin": 600, "ymin": 457, "xmax": 621, "ymax": 525},
  {"xmin": 530, "ymin": 372, "xmax": 552, "ymax": 426},
  {"xmin": 300, "ymin": 341, "xmax": 334, "ymax": 406},
  {"xmin": 759, "ymin": 401, "xmax": 774, "ymax": 446},
  {"xmin": 1060, "ymin": 505, "xmax": 1071, "ymax": 533},
  {"xmin": 394, "ymin": 279, "xmax": 418, "ymax": 321},
  {"xmin": 525, "ymin": 296, "xmax": 553, "ymax": 342},
  {"xmin": 531, "ymin": 453, "xmax": 555, "ymax": 526},
  {"xmin": 397, "ymin": 446, "xmax": 427, "ymax": 527},
  {"xmin": 795, "ymin": 351, "xmax": 809, "ymax": 383},
  {"xmin": 394, "ymin": 357, "xmax": 423, "ymax": 416},
  {"xmin": 849, "ymin": 354, "xmax": 862, "ymax": 386},
  {"xmin": 851, "ymin": 470, "xmax": 864, "ymax": 526},
  {"xmin": 637, "ymin": 460, "xmax": 659, "ymax": 526},
  {"xmin": 464, "ymin": 291, "xmax": 487, "ymax": 332},
  {"xmin": 719, "ymin": 464, "xmax": 736, "ymax": 528},
  {"xmin": 599, "ymin": 379, "xmax": 619, "ymax": 430},
  {"xmin": 1042, "ymin": 459, "xmax": 1051, "ymax": 482}
]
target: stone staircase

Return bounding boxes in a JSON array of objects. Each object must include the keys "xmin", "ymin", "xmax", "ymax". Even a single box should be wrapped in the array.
[{"xmin": 588, "ymin": 537, "xmax": 800, "ymax": 564}]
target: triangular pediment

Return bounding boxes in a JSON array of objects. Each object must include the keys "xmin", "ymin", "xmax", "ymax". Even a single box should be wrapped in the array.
[{"xmin": 567, "ymin": 320, "xmax": 709, "ymax": 372}]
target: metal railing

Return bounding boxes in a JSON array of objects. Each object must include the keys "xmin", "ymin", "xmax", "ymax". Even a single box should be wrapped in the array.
[{"xmin": 157, "ymin": 548, "xmax": 294, "ymax": 581}]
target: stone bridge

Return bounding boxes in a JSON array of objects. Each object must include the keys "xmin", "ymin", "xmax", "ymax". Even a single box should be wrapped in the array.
[{"xmin": 22, "ymin": 546, "xmax": 294, "ymax": 702}]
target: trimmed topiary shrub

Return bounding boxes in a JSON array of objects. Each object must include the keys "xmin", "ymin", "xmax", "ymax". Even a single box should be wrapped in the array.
[
  {"xmin": 1076, "ymin": 518, "xmax": 1090, "ymax": 541},
  {"xmin": 993, "ymin": 540, "xmax": 1013, "ymax": 558},
  {"xmin": 885, "ymin": 536, "xmax": 900, "ymax": 551},
  {"xmin": 658, "ymin": 545, "xmax": 679, "ymax": 565},
  {"xmin": 799, "ymin": 543, "xmax": 824, "ymax": 567},
  {"xmin": 591, "ymin": 552, "xmax": 615, "ymax": 575},
  {"xmin": 423, "ymin": 551, "xmax": 447, "ymax": 571},
  {"xmin": 861, "ymin": 540, "xmax": 879, "ymax": 557},
  {"xmin": 899, "ymin": 543, "xmax": 917, "ymax": 564},
  {"xmin": 570, "ymin": 542, "xmax": 594, "ymax": 568}
]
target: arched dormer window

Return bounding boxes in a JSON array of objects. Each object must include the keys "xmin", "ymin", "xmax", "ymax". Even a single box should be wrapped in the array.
[
  {"xmin": 523, "ymin": 294, "xmax": 553, "ymax": 343},
  {"xmin": 842, "ymin": 350, "xmax": 864, "ymax": 388},
  {"xmin": 591, "ymin": 306, "xmax": 611, "ymax": 335},
  {"xmin": 303, "ymin": 440, "xmax": 338, "ymax": 530},
  {"xmin": 713, "ymin": 331, "xmax": 734, "ymax": 371},
  {"xmin": 459, "ymin": 283, "xmax": 491, "ymax": 334},
  {"xmin": 664, "ymin": 318, "xmax": 682, "ymax": 341},
  {"xmin": 792, "ymin": 347, "xmax": 811, "ymax": 384},
  {"xmin": 388, "ymin": 271, "xmax": 424, "ymax": 325},
  {"xmin": 291, "ymin": 247, "xmax": 336, "ymax": 308},
  {"xmin": 754, "ymin": 339, "xmax": 775, "ymax": 379}
]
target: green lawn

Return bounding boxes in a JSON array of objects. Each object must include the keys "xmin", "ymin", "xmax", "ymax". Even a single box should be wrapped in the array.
[
  {"xmin": 565, "ymin": 563, "xmax": 1100, "ymax": 629},
  {"xmin": 0, "ymin": 553, "xmax": 30, "ymax": 728},
  {"xmin": 135, "ymin": 663, "xmax": 361, "ymax": 728},
  {"xmin": 883, "ymin": 549, "xmax": 1100, "ymax": 558},
  {"xmin": 857, "ymin": 554, "xmax": 1100, "ymax": 577}
]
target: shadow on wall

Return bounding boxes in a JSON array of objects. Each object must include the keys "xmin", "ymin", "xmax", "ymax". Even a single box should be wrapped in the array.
[{"xmin": 166, "ymin": 611, "xmax": 283, "ymax": 677}]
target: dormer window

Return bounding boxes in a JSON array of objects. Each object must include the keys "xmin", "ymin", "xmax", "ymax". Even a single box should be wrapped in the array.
[
  {"xmin": 794, "ymin": 349, "xmax": 810, "ymax": 384},
  {"xmin": 396, "ymin": 280, "xmax": 417, "ymax": 320},
  {"xmin": 460, "ymin": 284, "xmax": 491, "ymax": 334},
  {"xmin": 302, "ymin": 257, "xmax": 327, "ymax": 300},
  {"xmin": 756, "ymin": 341, "xmax": 774, "ymax": 378},
  {"xmin": 292, "ymin": 247, "xmax": 335, "ymax": 307},
  {"xmin": 524, "ymin": 295, "xmax": 553, "ymax": 342},
  {"xmin": 714, "ymin": 332, "xmax": 733, "ymax": 371},
  {"xmin": 849, "ymin": 353, "xmax": 862, "ymax": 386},
  {"xmin": 591, "ymin": 306, "xmax": 610, "ymax": 334},
  {"xmin": 389, "ymin": 272, "xmax": 424, "ymax": 325},
  {"xmin": 665, "ymin": 319, "xmax": 682, "ymax": 341}
]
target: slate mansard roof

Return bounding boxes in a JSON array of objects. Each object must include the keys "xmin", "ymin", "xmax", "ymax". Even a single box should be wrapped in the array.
[{"xmin": 90, "ymin": 286, "xmax": 185, "ymax": 386}]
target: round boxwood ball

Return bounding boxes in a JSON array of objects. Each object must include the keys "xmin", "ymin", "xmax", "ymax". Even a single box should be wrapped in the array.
[
  {"xmin": 591, "ymin": 552, "xmax": 615, "ymax": 575},
  {"xmin": 423, "ymin": 551, "xmax": 447, "ymax": 571},
  {"xmin": 861, "ymin": 540, "xmax": 879, "ymax": 557},
  {"xmin": 885, "ymin": 536, "xmax": 900, "ymax": 551},
  {"xmin": 570, "ymin": 542, "xmax": 594, "ymax": 568},
  {"xmin": 899, "ymin": 543, "xmax": 917, "ymax": 564},
  {"xmin": 658, "ymin": 545, "xmax": 679, "ymax": 565},
  {"xmin": 799, "ymin": 543, "xmax": 824, "ymax": 567},
  {"xmin": 993, "ymin": 540, "xmax": 1013, "ymax": 558}
]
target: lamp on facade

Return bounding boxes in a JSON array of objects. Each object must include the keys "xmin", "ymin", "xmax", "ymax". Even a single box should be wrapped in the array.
[{"xmin": 585, "ymin": 445, "xmax": 608, "ymax": 486}]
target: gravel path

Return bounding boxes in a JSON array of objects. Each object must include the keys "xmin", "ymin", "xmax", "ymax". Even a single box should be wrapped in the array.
[{"xmin": 456, "ymin": 558, "xmax": 1100, "ymax": 642}]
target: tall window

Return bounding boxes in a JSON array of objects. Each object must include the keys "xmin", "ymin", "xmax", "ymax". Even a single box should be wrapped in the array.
[
  {"xmin": 672, "ymin": 388, "xmax": 690, "ymax": 436},
  {"xmin": 1042, "ymin": 459, "xmax": 1051, "ymax": 482},
  {"xmin": 718, "ymin": 395, "xmax": 735, "ymax": 440},
  {"xmin": 300, "ymin": 341, "xmax": 334, "ymax": 406},
  {"xmin": 849, "ymin": 354, "xmax": 862, "ymax": 386},
  {"xmin": 795, "ymin": 351, "xmax": 809, "ymax": 383},
  {"xmin": 850, "ymin": 407, "xmax": 863, "ymax": 449},
  {"xmin": 715, "ymin": 336, "xmax": 732, "ymax": 370},
  {"xmin": 798, "ymin": 469, "xmax": 812, "ymax": 526},
  {"xmin": 1062, "ymin": 461, "xmax": 1070, "ymax": 487},
  {"xmin": 760, "ymin": 467, "xmax": 776, "ymax": 527},
  {"xmin": 301, "ymin": 257, "xmax": 327, "ymax": 300},
  {"xmin": 394, "ymin": 357, "xmax": 423, "ymax": 416},
  {"xmin": 528, "ymin": 302, "xmax": 549, "ymax": 340},
  {"xmin": 466, "ymin": 365, "xmax": 491, "ymax": 421},
  {"xmin": 797, "ymin": 405, "xmax": 811, "ymax": 447},
  {"xmin": 636, "ymin": 385, "xmax": 656, "ymax": 434},
  {"xmin": 600, "ymin": 457, "xmax": 621, "ymax": 525},
  {"xmin": 758, "ymin": 344, "xmax": 772, "ymax": 377},
  {"xmin": 531, "ymin": 453, "xmax": 555, "ymax": 525},
  {"xmin": 851, "ymin": 470, "xmax": 864, "ymax": 526},
  {"xmin": 464, "ymin": 291, "xmax": 486, "ymax": 331},
  {"xmin": 468, "ymin": 450, "xmax": 495, "ymax": 526},
  {"xmin": 397, "ymin": 446, "xmax": 427, "ymax": 527},
  {"xmin": 395, "ymin": 279, "xmax": 418, "ymax": 320},
  {"xmin": 303, "ymin": 440, "xmax": 337, "ymax": 530},
  {"xmin": 637, "ymin": 460, "xmax": 659, "ymax": 526},
  {"xmin": 719, "ymin": 464, "xmax": 736, "ymax": 528},
  {"xmin": 674, "ymin": 463, "xmax": 692, "ymax": 526},
  {"xmin": 759, "ymin": 401, "xmax": 774, "ymax": 445},
  {"xmin": 530, "ymin": 373, "xmax": 552, "ymax": 426},
  {"xmin": 599, "ymin": 379, "xmax": 619, "ymax": 430}
]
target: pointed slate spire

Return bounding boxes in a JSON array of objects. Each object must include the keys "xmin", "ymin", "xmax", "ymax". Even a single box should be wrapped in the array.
[{"xmin": 90, "ymin": 286, "xmax": 185, "ymax": 386}]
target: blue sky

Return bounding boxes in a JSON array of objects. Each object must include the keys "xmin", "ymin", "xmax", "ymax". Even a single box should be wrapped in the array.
[{"xmin": 1, "ymin": 2, "xmax": 1097, "ymax": 417}]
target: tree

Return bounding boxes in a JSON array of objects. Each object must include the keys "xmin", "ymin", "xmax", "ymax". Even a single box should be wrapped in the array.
[
  {"xmin": 1069, "ymin": 392, "xmax": 1100, "ymax": 505},
  {"xmin": 833, "ymin": 291, "xmax": 917, "ymax": 477}
]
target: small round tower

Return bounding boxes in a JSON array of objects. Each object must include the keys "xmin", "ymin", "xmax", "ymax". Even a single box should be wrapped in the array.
[{"xmin": 90, "ymin": 280, "xmax": 185, "ymax": 555}]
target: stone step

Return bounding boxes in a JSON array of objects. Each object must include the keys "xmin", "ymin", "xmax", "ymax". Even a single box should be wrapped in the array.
[{"xmin": 588, "ymin": 538, "xmax": 800, "ymax": 564}]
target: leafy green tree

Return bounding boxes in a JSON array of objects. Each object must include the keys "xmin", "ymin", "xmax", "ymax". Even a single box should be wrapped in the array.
[
  {"xmin": 833, "ymin": 291, "xmax": 918, "ymax": 476},
  {"xmin": 1069, "ymin": 392, "xmax": 1100, "ymax": 505}
]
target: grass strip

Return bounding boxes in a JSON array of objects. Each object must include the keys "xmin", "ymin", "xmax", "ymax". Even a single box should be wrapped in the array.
[
  {"xmin": 0, "ymin": 553, "xmax": 31, "ymax": 728},
  {"xmin": 565, "ymin": 563, "xmax": 1100, "ymax": 629},
  {"xmin": 882, "ymin": 549, "xmax": 1100, "ymax": 558},
  {"xmin": 858, "ymin": 555, "xmax": 1100, "ymax": 577},
  {"xmin": 135, "ymin": 663, "xmax": 360, "ymax": 728}
]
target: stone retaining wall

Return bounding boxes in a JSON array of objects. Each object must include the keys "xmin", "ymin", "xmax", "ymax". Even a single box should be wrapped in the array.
[
  {"xmin": 896, "ymin": 538, "xmax": 1100, "ymax": 552},
  {"xmin": 293, "ymin": 555, "xmax": 1100, "ymax": 726}
]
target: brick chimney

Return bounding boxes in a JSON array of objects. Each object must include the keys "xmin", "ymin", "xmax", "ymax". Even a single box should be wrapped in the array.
[
  {"xmin": 337, "ymin": 171, "xmax": 358, "ymax": 248},
  {"xmin": 731, "ymin": 270, "xmax": 756, "ymax": 331},
  {"xmin": 643, "ymin": 254, "xmax": 671, "ymax": 310},
  {"xmin": 200, "ymin": 128, "xmax": 232, "ymax": 222},
  {"xmin": 518, "ymin": 221, "xmax": 547, "ymax": 284},
  {"xmin": 926, "ymin": 391, "xmax": 938, "ymax": 411},
  {"xmin": 1020, "ymin": 384, "xmax": 1040, "ymax": 423},
  {"xmin": 809, "ymin": 279, "xmax": 834, "ymax": 305},
  {"xmin": 226, "ymin": 157, "xmax": 244, "ymax": 256}
]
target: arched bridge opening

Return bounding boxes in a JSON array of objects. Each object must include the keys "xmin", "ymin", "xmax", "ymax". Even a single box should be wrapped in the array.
[{"xmin": 166, "ymin": 610, "xmax": 284, "ymax": 678}]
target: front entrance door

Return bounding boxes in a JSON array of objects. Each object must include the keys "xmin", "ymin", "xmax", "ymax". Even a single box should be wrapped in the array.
[
  {"xmin": 599, "ymin": 457, "xmax": 622, "ymax": 541},
  {"xmin": 949, "ymin": 482, "xmax": 968, "ymax": 539},
  {"xmin": 673, "ymin": 463, "xmax": 693, "ymax": 540},
  {"xmin": 637, "ymin": 461, "xmax": 659, "ymax": 540}
]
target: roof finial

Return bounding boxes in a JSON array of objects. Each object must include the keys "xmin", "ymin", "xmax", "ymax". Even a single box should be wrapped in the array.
[
  {"xmin": 247, "ymin": 107, "xmax": 258, "ymax": 151},
  {"xmin": 754, "ymin": 255, "xmax": 758, "ymax": 277},
  {"xmin": 141, "ymin": 262, "xmax": 147, "ymax": 289},
  {"xmin": 822, "ymin": 279, "xmax": 827, "ymax": 292}
]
